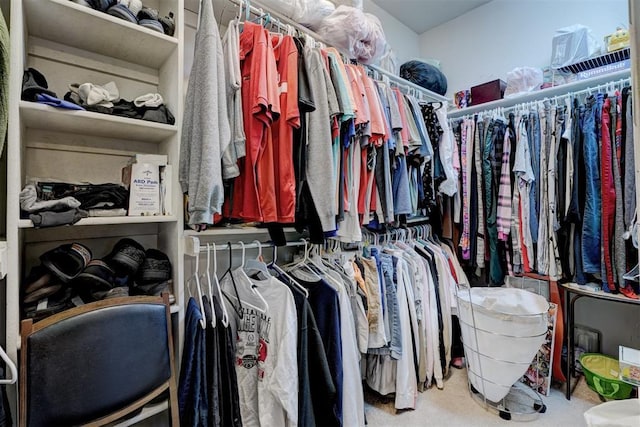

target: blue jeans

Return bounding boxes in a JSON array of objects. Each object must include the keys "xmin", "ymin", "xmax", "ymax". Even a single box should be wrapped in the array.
[
  {"xmin": 528, "ymin": 110, "xmax": 541, "ymax": 245},
  {"xmin": 581, "ymin": 94, "xmax": 603, "ymax": 273},
  {"xmin": 369, "ymin": 247, "xmax": 386, "ymax": 312},
  {"xmin": 484, "ymin": 119, "xmax": 507, "ymax": 285},
  {"xmin": 178, "ymin": 298, "xmax": 208, "ymax": 427},
  {"xmin": 392, "ymin": 154, "xmax": 412, "ymax": 215},
  {"xmin": 379, "ymin": 253, "xmax": 402, "ymax": 359}
]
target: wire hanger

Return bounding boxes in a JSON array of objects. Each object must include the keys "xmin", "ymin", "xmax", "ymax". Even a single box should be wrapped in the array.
[
  {"xmin": 268, "ymin": 244, "xmax": 309, "ymax": 298},
  {"xmin": 220, "ymin": 242, "xmax": 245, "ymax": 319}
]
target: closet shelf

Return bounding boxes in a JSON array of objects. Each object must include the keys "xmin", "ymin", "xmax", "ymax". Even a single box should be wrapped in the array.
[
  {"xmin": 183, "ymin": 226, "xmax": 299, "ymax": 237},
  {"xmin": 18, "ymin": 215, "xmax": 177, "ymax": 229},
  {"xmin": 24, "ymin": 0, "xmax": 177, "ymax": 69},
  {"xmin": 20, "ymin": 102, "xmax": 177, "ymax": 143},
  {"xmin": 448, "ymin": 68, "xmax": 631, "ymax": 117}
]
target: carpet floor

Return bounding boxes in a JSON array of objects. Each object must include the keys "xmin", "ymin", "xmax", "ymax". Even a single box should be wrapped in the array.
[{"xmin": 364, "ymin": 368, "xmax": 603, "ymax": 426}]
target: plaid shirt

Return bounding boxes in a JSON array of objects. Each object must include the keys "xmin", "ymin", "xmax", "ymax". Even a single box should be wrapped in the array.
[{"xmin": 497, "ymin": 123, "xmax": 513, "ymax": 240}]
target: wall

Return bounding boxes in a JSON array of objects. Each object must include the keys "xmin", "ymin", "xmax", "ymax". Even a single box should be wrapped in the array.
[
  {"xmin": 419, "ymin": 0, "xmax": 628, "ymax": 95},
  {"xmin": 414, "ymin": 0, "xmax": 638, "ymax": 356},
  {"xmin": 363, "ymin": 0, "xmax": 420, "ymax": 68}
]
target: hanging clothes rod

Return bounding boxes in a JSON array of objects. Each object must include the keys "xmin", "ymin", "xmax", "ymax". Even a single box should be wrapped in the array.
[
  {"xmin": 185, "ymin": 236, "xmax": 308, "ymax": 257},
  {"xmin": 448, "ymin": 69, "xmax": 632, "ymax": 118},
  {"xmin": 366, "ymin": 64, "xmax": 449, "ymax": 103},
  {"xmin": 0, "ymin": 345, "xmax": 17, "ymax": 385},
  {"xmin": 226, "ymin": 0, "xmax": 449, "ymax": 103}
]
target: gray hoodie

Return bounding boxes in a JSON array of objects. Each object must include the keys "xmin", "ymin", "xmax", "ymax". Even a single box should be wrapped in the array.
[
  {"xmin": 179, "ymin": 0, "xmax": 230, "ymax": 225},
  {"xmin": 304, "ymin": 46, "xmax": 340, "ymax": 232}
]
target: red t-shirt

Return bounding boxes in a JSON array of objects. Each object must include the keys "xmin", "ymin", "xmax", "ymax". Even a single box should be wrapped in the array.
[
  {"xmin": 270, "ymin": 34, "xmax": 300, "ymax": 223},
  {"xmin": 232, "ymin": 22, "xmax": 281, "ymax": 222}
]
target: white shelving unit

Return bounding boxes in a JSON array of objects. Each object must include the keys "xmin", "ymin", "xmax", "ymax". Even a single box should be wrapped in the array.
[
  {"xmin": 5, "ymin": 0, "xmax": 185, "ymax": 424},
  {"xmin": 20, "ymin": 102, "xmax": 177, "ymax": 142},
  {"xmin": 18, "ymin": 215, "xmax": 178, "ymax": 229}
]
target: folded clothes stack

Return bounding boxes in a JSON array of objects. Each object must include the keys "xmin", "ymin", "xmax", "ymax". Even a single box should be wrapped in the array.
[
  {"xmin": 20, "ymin": 184, "xmax": 88, "ymax": 227},
  {"xmin": 70, "ymin": 0, "xmax": 175, "ymax": 36},
  {"xmin": 21, "ymin": 68, "xmax": 176, "ymax": 125},
  {"xmin": 20, "ymin": 182, "xmax": 130, "ymax": 227},
  {"xmin": 22, "ymin": 239, "xmax": 173, "ymax": 321}
]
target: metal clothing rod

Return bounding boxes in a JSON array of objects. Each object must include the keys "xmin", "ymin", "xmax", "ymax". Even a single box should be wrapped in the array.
[
  {"xmin": 227, "ymin": 0, "xmax": 449, "ymax": 103},
  {"xmin": 185, "ymin": 236, "xmax": 307, "ymax": 257},
  {"xmin": 366, "ymin": 64, "xmax": 449, "ymax": 102}
]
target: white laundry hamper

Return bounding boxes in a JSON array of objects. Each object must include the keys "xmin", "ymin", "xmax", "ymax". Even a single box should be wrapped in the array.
[{"xmin": 457, "ymin": 286, "xmax": 549, "ymax": 420}]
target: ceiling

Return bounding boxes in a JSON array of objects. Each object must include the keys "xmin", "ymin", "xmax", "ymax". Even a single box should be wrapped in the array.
[{"xmin": 371, "ymin": 0, "xmax": 492, "ymax": 34}]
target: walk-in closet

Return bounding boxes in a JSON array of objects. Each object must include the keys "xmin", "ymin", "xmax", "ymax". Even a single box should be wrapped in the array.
[{"xmin": 1, "ymin": 0, "xmax": 639, "ymax": 426}]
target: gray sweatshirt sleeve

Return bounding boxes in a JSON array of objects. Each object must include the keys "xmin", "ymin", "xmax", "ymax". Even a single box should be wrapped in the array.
[
  {"xmin": 179, "ymin": 0, "xmax": 231, "ymax": 225},
  {"xmin": 305, "ymin": 47, "xmax": 337, "ymax": 232}
]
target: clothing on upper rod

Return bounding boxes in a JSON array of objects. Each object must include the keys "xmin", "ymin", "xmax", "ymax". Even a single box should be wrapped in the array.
[
  {"xmin": 448, "ymin": 83, "xmax": 638, "ymax": 298},
  {"xmin": 449, "ymin": 76, "xmax": 631, "ymax": 119},
  {"xmin": 181, "ymin": 1, "xmax": 458, "ymax": 245}
]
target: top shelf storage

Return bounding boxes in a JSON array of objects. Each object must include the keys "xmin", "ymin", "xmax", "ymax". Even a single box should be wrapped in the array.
[
  {"xmin": 24, "ymin": 0, "xmax": 178, "ymax": 69},
  {"xmin": 448, "ymin": 69, "xmax": 631, "ymax": 118}
]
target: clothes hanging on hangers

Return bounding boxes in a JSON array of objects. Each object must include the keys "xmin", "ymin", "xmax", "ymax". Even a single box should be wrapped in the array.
[
  {"xmin": 449, "ymin": 81, "xmax": 638, "ymax": 298},
  {"xmin": 184, "ymin": 3, "xmax": 458, "ymax": 242},
  {"xmin": 180, "ymin": 0, "xmax": 230, "ymax": 226}
]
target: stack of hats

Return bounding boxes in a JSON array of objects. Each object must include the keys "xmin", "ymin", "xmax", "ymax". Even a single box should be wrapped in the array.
[
  {"xmin": 22, "ymin": 239, "xmax": 172, "ymax": 321},
  {"xmin": 72, "ymin": 0, "xmax": 175, "ymax": 36}
]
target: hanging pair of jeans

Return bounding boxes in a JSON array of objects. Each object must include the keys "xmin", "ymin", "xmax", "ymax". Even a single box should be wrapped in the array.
[
  {"xmin": 581, "ymin": 94, "xmax": 603, "ymax": 274},
  {"xmin": 600, "ymin": 97, "xmax": 617, "ymax": 290},
  {"xmin": 483, "ymin": 118, "xmax": 507, "ymax": 285},
  {"xmin": 528, "ymin": 110, "xmax": 541, "ymax": 252}
]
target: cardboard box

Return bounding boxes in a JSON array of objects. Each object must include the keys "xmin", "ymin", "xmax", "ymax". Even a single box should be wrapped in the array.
[
  {"xmin": 127, "ymin": 154, "xmax": 168, "ymax": 166},
  {"xmin": 160, "ymin": 164, "xmax": 173, "ymax": 216},
  {"xmin": 122, "ymin": 162, "xmax": 161, "ymax": 216},
  {"xmin": 470, "ymin": 79, "xmax": 507, "ymax": 106}
]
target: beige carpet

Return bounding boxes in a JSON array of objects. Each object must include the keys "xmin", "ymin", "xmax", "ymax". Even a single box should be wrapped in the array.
[{"xmin": 364, "ymin": 368, "xmax": 603, "ymax": 426}]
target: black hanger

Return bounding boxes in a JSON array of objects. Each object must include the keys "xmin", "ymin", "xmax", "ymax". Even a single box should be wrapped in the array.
[{"xmin": 220, "ymin": 241, "xmax": 244, "ymax": 319}]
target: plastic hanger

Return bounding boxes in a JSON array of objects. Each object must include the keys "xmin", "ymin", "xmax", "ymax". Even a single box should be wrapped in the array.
[
  {"xmin": 211, "ymin": 243, "xmax": 229, "ymax": 327},
  {"xmin": 0, "ymin": 346, "xmax": 17, "ymax": 385},
  {"xmin": 235, "ymin": 0, "xmax": 243, "ymax": 21},
  {"xmin": 244, "ymin": 240, "xmax": 271, "ymax": 279},
  {"xmin": 238, "ymin": 241, "xmax": 270, "ymax": 312},
  {"xmin": 186, "ymin": 250, "xmax": 207, "ymax": 329},
  {"xmin": 203, "ymin": 243, "xmax": 216, "ymax": 328},
  {"xmin": 284, "ymin": 239, "xmax": 323, "ymax": 280}
]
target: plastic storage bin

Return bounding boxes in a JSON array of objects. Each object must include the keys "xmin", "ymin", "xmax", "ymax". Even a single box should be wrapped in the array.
[
  {"xmin": 584, "ymin": 400, "xmax": 640, "ymax": 427},
  {"xmin": 619, "ymin": 346, "xmax": 640, "ymax": 387}
]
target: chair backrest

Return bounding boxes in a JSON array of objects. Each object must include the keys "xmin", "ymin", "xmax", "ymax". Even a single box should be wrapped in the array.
[{"xmin": 20, "ymin": 294, "xmax": 179, "ymax": 427}]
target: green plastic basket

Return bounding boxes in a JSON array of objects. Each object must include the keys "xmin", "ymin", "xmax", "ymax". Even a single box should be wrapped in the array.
[{"xmin": 580, "ymin": 353, "xmax": 634, "ymax": 400}]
